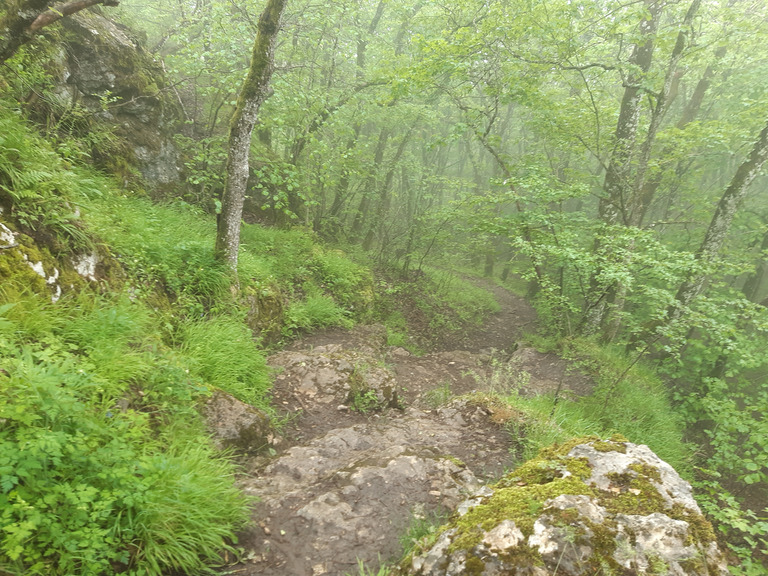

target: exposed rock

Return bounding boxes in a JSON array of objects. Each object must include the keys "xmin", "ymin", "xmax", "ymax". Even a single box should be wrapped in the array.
[
  {"xmin": 204, "ymin": 390, "xmax": 274, "ymax": 454},
  {"xmin": 48, "ymin": 11, "xmax": 182, "ymax": 188},
  {"xmin": 72, "ymin": 252, "xmax": 100, "ymax": 282},
  {"xmin": 242, "ymin": 286, "xmax": 284, "ymax": 344},
  {"xmin": 270, "ymin": 345, "xmax": 401, "ymax": 412},
  {"xmin": 0, "ymin": 222, "xmax": 17, "ymax": 248},
  {"xmin": 404, "ymin": 437, "xmax": 729, "ymax": 576},
  {"xmin": 237, "ymin": 412, "xmax": 487, "ymax": 575}
]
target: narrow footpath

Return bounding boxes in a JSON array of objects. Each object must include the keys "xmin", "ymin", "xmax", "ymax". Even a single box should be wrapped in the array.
[{"xmin": 226, "ymin": 282, "xmax": 586, "ymax": 575}]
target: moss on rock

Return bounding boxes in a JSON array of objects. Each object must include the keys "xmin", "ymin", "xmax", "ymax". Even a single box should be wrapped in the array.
[{"xmin": 404, "ymin": 437, "xmax": 729, "ymax": 576}]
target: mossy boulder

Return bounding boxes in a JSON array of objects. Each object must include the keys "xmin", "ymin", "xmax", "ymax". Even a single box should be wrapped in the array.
[
  {"xmin": 403, "ymin": 437, "xmax": 728, "ymax": 576},
  {"xmin": 203, "ymin": 390, "xmax": 274, "ymax": 454}
]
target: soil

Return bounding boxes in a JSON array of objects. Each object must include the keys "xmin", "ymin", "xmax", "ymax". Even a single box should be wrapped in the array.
[{"xmin": 221, "ymin": 279, "xmax": 594, "ymax": 576}]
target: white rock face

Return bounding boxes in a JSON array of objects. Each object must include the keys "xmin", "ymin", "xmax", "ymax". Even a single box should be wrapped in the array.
[
  {"xmin": 406, "ymin": 438, "xmax": 730, "ymax": 576},
  {"xmin": 0, "ymin": 223, "xmax": 16, "ymax": 247},
  {"xmin": 73, "ymin": 252, "xmax": 100, "ymax": 282}
]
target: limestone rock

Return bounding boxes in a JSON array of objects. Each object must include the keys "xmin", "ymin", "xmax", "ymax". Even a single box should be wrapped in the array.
[
  {"xmin": 404, "ymin": 437, "xmax": 729, "ymax": 576},
  {"xmin": 204, "ymin": 390, "xmax": 273, "ymax": 453},
  {"xmin": 238, "ymin": 414, "xmax": 484, "ymax": 575},
  {"xmin": 269, "ymin": 346, "xmax": 400, "ymax": 411},
  {"xmin": 48, "ymin": 11, "xmax": 182, "ymax": 188}
]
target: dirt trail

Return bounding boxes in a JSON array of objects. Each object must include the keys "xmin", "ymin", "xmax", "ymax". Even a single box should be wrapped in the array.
[{"xmin": 225, "ymin": 280, "xmax": 586, "ymax": 575}]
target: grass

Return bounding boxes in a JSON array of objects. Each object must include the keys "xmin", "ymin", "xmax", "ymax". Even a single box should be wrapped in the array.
[
  {"xmin": 0, "ymin": 105, "xmax": 373, "ymax": 574},
  {"xmin": 0, "ymin": 290, "xmax": 250, "ymax": 576},
  {"xmin": 494, "ymin": 337, "xmax": 692, "ymax": 476},
  {"xmin": 175, "ymin": 316, "xmax": 272, "ymax": 410}
]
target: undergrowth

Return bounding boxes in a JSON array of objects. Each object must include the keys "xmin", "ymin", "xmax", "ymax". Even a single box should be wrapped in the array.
[
  {"xmin": 491, "ymin": 337, "xmax": 692, "ymax": 477},
  {"xmin": 0, "ymin": 294, "xmax": 250, "ymax": 576},
  {"xmin": 0, "ymin": 106, "xmax": 371, "ymax": 574}
]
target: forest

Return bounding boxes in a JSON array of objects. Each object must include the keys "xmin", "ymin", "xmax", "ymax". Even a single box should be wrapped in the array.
[{"xmin": 0, "ymin": 0, "xmax": 767, "ymax": 574}]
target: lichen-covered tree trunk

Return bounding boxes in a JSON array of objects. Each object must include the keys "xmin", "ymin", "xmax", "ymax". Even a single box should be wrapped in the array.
[
  {"xmin": 0, "ymin": 0, "xmax": 119, "ymax": 64},
  {"xmin": 580, "ymin": 0, "xmax": 662, "ymax": 336},
  {"xmin": 669, "ymin": 118, "xmax": 768, "ymax": 319},
  {"xmin": 632, "ymin": 46, "xmax": 726, "ymax": 228},
  {"xmin": 215, "ymin": 0, "xmax": 287, "ymax": 270},
  {"xmin": 600, "ymin": 0, "xmax": 702, "ymax": 341}
]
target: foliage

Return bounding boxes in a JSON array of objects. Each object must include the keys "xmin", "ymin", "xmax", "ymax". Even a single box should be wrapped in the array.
[
  {"xmin": 494, "ymin": 338, "xmax": 692, "ymax": 476},
  {"xmin": 0, "ymin": 294, "xmax": 250, "ymax": 576},
  {"xmin": 176, "ymin": 316, "xmax": 272, "ymax": 410},
  {"xmin": 0, "ymin": 109, "xmax": 96, "ymax": 251}
]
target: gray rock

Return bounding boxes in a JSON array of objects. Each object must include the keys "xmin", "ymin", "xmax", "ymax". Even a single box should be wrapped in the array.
[
  {"xmin": 203, "ymin": 390, "xmax": 273, "ymax": 453},
  {"xmin": 405, "ymin": 437, "xmax": 730, "ymax": 576},
  {"xmin": 238, "ymin": 412, "xmax": 485, "ymax": 575},
  {"xmin": 51, "ymin": 11, "xmax": 182, "ymax": 188},
  {"xmin": 270, "ymin": 347, "xmax": 400, "ymax": 411}
]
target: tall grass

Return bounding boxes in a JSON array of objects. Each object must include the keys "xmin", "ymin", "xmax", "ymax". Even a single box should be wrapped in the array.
[
  {"xmin": 0, "ymin": 293, "xmax": 251, "ymax": 576},
  {"xmin": 500, "ymin": 338, "xmax": 692, "ymax": 476},
  {"xmin": 176, "ymin": 316, "xmax": 272, "ymax": 410}
]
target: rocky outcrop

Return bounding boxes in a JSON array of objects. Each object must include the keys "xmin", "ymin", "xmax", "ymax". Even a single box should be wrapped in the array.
[
  {"xmin": 0, "ymin": 216, "xmax": 115, "ymax": 300},
  {"xmin": 204, "ymin": 390, "xmax": 275, "ymax": 454},
  {"xmin": 237, "ymin": 411, "xmax": 489, "ymax": 575},
  {"xmin": 48, "ymin": 10, "xmax": 182, "ymax": 187},
  {"xmin": 403, "ymin": 437, "xmax": 729, "ymax": 576},
  {"xmin": 270, "ymin": 343, "xmax": 402, "ymax": 414}
]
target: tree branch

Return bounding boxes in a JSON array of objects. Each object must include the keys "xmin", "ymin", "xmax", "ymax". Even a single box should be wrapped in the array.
[{"xmin": 30, "ymin": 0, "xmax": 120, "ymax": 32}]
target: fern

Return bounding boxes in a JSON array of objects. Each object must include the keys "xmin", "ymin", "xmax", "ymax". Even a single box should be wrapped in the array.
[{"xmin": 0, "ymin": 110, "xmax": 94, "ymax": 250}]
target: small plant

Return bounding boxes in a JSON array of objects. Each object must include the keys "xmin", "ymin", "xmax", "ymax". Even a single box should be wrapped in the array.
[
  {"xmin": 469, "ymin": 357, "xmax": 530, "ymax": 396},
  {"xmin": 423, "ymin": 381, "xmax": 453, "ymax": 408},
  {"xmin": 399, "ymin": 507, "xmax": 448, "ymax": 557},
  {"xmin": 350, "ymin": 388, "xmax": 381, "ymax": 413},
  {"xmin": 346, "ymin": 557, "xmax": 393, "ymax": 576}
]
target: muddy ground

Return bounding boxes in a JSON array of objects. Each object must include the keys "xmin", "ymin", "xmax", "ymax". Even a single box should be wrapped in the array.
[{"xmin": 222, "ymin": 281, "xmax": 592, "ymax": 575}]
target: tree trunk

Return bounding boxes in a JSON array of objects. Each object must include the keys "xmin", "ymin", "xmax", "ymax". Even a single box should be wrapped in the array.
[
  {"xmin": 0, "ymin": 0, "xmax": 119, "ymax": 64},
  {"xmin": 598, "ymin": 0, "xmax": 662, "ymax": 227},
  {"xmin": 581, "ymin": 0, "xmax": 662, "ymax": 335},
  {"xmin": 215, "ymin": 0, "xmax": 286, "ymax": 270},
  {"xmin": 351, "ymin": 128, "xmax": 390, "ymax": 241},
  {"xmin": 670, "ymin": 118, "xmax": 768, "ymax": 318},
  {"xmin": 628, "ymin": 0, "xmax": 701, "ymax": 227},
  {"xmin": 741, "ymin": 227, "xmax": 768, "ymax": 303}
]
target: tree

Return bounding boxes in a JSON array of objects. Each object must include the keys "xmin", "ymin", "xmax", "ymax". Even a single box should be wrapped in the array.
[
  {"xmin": 0, "ymin": 0, "xmax": 120, "ymax": 64},
  {"xmin": 669, "ymin": 118, "xmax": 768, "ymax": 321},
  {"xmin": 214, "ymin": 0, "xmax": 287, "ymax": 270}
]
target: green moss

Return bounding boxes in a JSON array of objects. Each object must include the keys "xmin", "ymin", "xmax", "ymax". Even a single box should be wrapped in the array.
[
  {"xmin": 603, "ymin": 471, "xmax": 667, "ymax": 516},
  {"xmin": 0, "ymin": 246, "xmax": 48, "ymax": 293},
  {"xmin": 464, "ymin": 555, "xmax": 485, "ymax": 575},
  {"xmin": 446, "ymin": 455, "xmax": 466, "ymax": 468},
  {"xmin": 678, "ymin": 554, "xmax": 707, "ymax": 574},
  {"xmin": 647, "ymin": 552, "xmax": 669, "ymax": 575},
  {"xmin": 593, "ymin": 439, "xmax": 628, "ymax": 453},
  {"xmin": 669, "ymin": 504, "xmax": 716, "ymax": 546},
  {"xmin": 450, "ymin": 475, "xmax": 597, "ymax": 553},
  {"xmin": 628, "ymin": 462, "xmax": 662, "ymax": 483}
]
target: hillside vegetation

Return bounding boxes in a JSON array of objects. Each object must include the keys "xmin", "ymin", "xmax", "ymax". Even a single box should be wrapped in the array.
[{"xmin": 2, "ymin": 0, "xmax": 768, "ymax": 574}]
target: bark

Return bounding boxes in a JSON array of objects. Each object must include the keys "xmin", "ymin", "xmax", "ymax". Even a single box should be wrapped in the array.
[
  {"xmin": 215, "ymin": 0, "xmax": 286, "ymax": 269},
  {"xmin": 581, "ymin": 0, "xmax": 662, "ymax": 335},
  {"xmin": 350, "ymin": 128, "xmax": 390, "ymax": 240},
  {"xmin": 633, "ymin": 45, "xmax": 726, "ymax": 227},
  {"xmin": 741, "ymin": 227, "xmax": 768, "ymax": 303},
  {"xmin": 1, "ymin": 0, "xmax": 118, "ymax": 64},
  {"xmin": 670, "ymin": 118, "xmax": 768, "ymax": 318},
  {"xmin": 628, "ymin": 0, "xmax": 701, "ymax": 227},
  {"xmin": 598, "ymin": 0, "xmax": 662, "ymax": 227},
  {"xmin": 363, "ymin": 127, "xmax": 413, "ymax": 252},
  {"xmin": 599, "ymin": 0, "xmax": 702, "ymax": 340}
]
